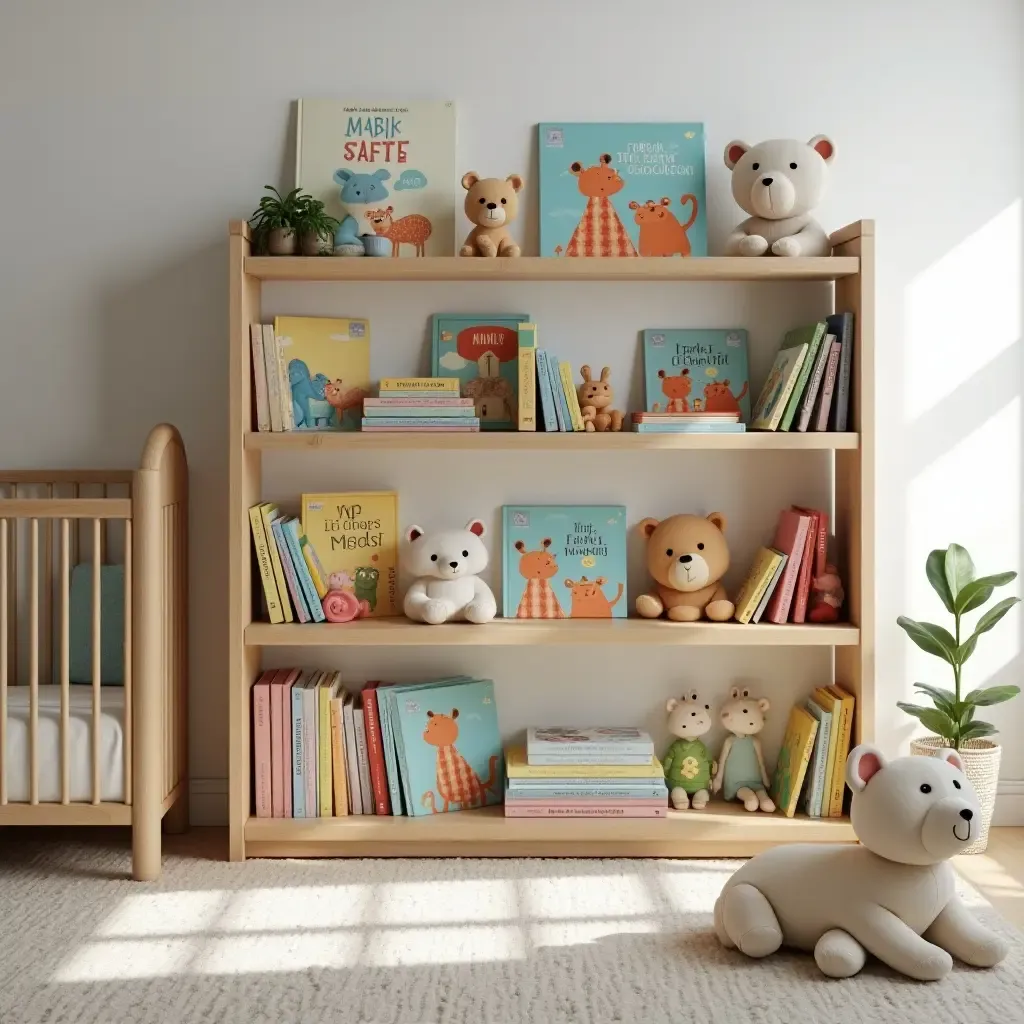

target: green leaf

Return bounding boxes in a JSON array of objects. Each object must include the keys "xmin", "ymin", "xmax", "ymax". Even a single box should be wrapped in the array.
[
  {"xmin": 964, "ymin": 684, "xmax": 1021, "ymax": 706},
  {"xmin": 959, "ymin": 703, "xmax": 976, "ymax": 726},
  {"xmin": 955, "ymin": 572, "xmax": 1017, "ymax": 614},
  {"xmin": 957, "ymin": 633, "xmax": 979, "ymax": 665},
  {"xmin": 897, "ymin": 702, "xmax": 957, "ymax": 738},
  {"xmin": 926, "ymin": 549, "xmax": 955, "ymax": 613},
  {"xmin": 913, "ymin": 682, "xmax": 957, "ymax": 717},
  {"xmin": 944, "ymin": 544, "xmax": 975, "ymax": 599},
  {"xmin": 960, "ymin": 720, "xmax": 998, "ymax": 741},
  {"xmin": 896, "ymin": 616, "xmax": 957, "ymax": 663},
  {"xmin": 972, "ymin": 596, "xmax": 1020, "ymax": 638}
]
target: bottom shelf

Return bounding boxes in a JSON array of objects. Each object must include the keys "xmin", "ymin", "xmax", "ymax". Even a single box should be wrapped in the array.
[{"xmin": 243, "ymin": 803, "xmax": 855, "ymax": 859}]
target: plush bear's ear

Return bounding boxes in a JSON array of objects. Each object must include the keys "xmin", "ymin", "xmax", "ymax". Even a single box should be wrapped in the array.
[
  {"xmin": 461, "ymin": 171, "xmax": 480, "ymax": 191},
  {"xmin": 506, "ymin": 173, "xmax": 524, "ymax": 192},
  {"xmin": 465, "ymin": 519, "xmax": 486, "ymax": 538},
  {"xmin": 580, "ymin": 364, "xmax": 592, "ymax": 382},
  {"xmin": 707, "ymin": 512, "xmax": 728, "ymax": 534},
  {"xmin": 426, "ymin": 710, "xmax": 434, "ymax": 718},
  {"xmin": 569, "ymin": 161, "xmax": 583, "ymax": 177},
  {"xmin": 757, "ymin": 697, "xmax": 770, "ymax": 714},
  {"xmin": 724, "ymin": 140, "xmax": 750, "ymax": 170},
  {"xmin": 334, "ymin": 168, "xmax": 354, "ymax": 185},
  {"xmin": 846, "ymin": 744, "xmax": 887, "ymax": 792},
  {"xmin": 660, "ymin": 197, "xmax": 671, "ymax": 207},
  {"xmin": 515, "ymin": 540, "xmax": 526, "ymax": 553},
  {"xmin": 541, "ymin": 537, "xmax": 553, "ymax": 550},
  {"xmin": 666, "ymin": 697, "xmax": 680, "ymax": 713},
  {"xmin": 638, "ymin": 517, "xmax": 660, "ymax": 540},
  {"xmin": 374, "ymin": 168, "xmax": 392, "ymax": 182},
  {"xmin": 386, "ymin": 205, "xmax": 394, "ymax": 215},
  {"xmin": 600, "ymin": 367, "xmax": 611, "ymax": 382},
  {"xmin": 730, "ymin": 686, "xmax": 741, "ymax": 700},
  {"xmin": 809, "ymin": 135, "xmax": 835, "ymax": 164},
  {"xmin": 628, "ymin": 200, "xmax": 640, "ymax": 210},
  {"xmin": 406, "ymin": 525, "xmax": 425, "ymax": 543},
  {"xmin": 935, "ymin": 747, "xmax": 966, "ymax": 773},
  {"xmin": 451, "ymin": 708, "xmax": 459, "ymax": 719},
  {"xmin": 599, "ymin": 153, "xmax": 613, "ymax": 166}
]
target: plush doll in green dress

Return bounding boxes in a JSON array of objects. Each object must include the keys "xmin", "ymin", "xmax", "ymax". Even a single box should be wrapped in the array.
[
  {"xmin": 713, "ymin": 686, "xmax": 776, "ymax": 813},
  {"xmin": 663, "ymin": 692, "xmax": 717, "ymax": 810}
]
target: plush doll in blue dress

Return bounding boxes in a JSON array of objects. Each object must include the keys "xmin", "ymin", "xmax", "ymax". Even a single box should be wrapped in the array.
[{"xmin": 713, "ymin": 686, "xmax": 776, "ymax": 813}]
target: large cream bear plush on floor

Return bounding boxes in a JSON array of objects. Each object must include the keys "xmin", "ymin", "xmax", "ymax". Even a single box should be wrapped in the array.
[
  {"xmin": 724, "ymin": 137, "xmax": 834, "ymax": 257},
  {"xmin": 715, "ymin": 745, "xmax": 1008, "ymax": 980}
]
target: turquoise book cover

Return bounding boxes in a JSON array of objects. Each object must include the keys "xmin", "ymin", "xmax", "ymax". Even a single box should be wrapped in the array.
[
  {"xmin": 431, "ymin": 314, "xmax": 530, "ymax": 430},
  {"xmin": 642, "ymin": 329, "xmax": 751, "ymax": 421},
  {"xmin": 391, "ymin": 679, "xmax": 503, "ymax": 817},
  {"xmin": 501, "ymin": 505, "xmax": 627, "ymax": 619},
  {"xmin": 538, "ymin": 123, "xmax": 707, "ymax": 258}
]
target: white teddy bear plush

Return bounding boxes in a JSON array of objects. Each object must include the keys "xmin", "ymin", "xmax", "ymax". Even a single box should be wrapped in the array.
[
  {"xmin": 402, "ymin": 520, "xmax": 497, "ymax": 625},
  {"xmin": 724, "ymin": 136, "xmax": 835, "ymax": 257},
  {"xmin": 715, "ymin": 745, "xmax": 1008, "ymax": 980}
]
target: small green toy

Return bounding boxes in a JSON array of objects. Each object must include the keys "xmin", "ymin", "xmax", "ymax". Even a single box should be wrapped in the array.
[
  {"xmin": 354, "ymin": 566, "xmax": 379, "ymax": 611},
  {"xmin": 663, "ymin": 692, "xmax": 716, "ymax": 810}
]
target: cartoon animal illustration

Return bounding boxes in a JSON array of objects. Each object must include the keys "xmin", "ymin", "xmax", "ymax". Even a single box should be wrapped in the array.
[
  {"xmin": 757, "ymin": 365, "xmax": 786, "ymax": 422},
  {"xmin": 459, "ymin": 173, "xmax": 524, "ymax": 257},
  {"xmin": 365, "ymin": 206, "xmax": 433, "ymax": 257},
  {"xmin": 288, "ymin": 359, "xmax": 335, "ymax": 427},
  {"xmin": 703, "ymin": 379, "xmax": 749, "ymax": 415},
  {"xmin": 328, "ymin": 570, "xmax": 354, "ymax": 592},
  {"xmin": 332, "ymin": 168, "xmax": 391, "ymax": 252},
  {"xmin": 563, "ymin": 154, "xmax": 638, "ymax": 257},
  {"xmin": 653, "ymin": 368, "xmax": 692, "ymax": 413},
  {"xmin": 353, "ymin": 566, "xmax": 379, "ymax": 611},
  {"xmin": 627, "ymin": 195, "xmax": 699, "ymax": 257},
  {"xmin": 515, "ymin": 538, "xmax": 565, "ymax": 618},
  {"xmin": 577, "ymin": 365, "xmax": 624, "ymax": 432},
  {"xmin": 321, "ymin": 572, "xmax": 370, "ymax": 622},
  {"xmin": 421, "ymin": 709, "xmax": 500, "ymax": 813},
  {"xmin": 463, "ymin": 376, "xmax": 516, "ymax": 423},
  {"xmin": 323, "ymin": 379, "xmax": 366, "ymax": 424},
  {"xmin": 563, "ymin": 576, "xmax": 624, "ymax": 618}
]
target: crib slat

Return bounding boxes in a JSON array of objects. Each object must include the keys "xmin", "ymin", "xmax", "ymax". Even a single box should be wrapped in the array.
[
  {"xmin": 92, "ymin": 518, "xmax": 101, "ymax": 805},
  {"xmin": 164, "ymin": 505, "xmax": 171, "ymax": 799},
  {"xmin": 42, "ymin": 485, "xmax": 52, "ymax": 691},
  {"xmin": 29, "ymin": 518, "xmax": 39, "ymax": 805},
  {"xmin": 0, "ymin": 517, "xmax": 7, "ymax": 806},
  {"xmin": 60, "ymin": 518, "xmax": 70, "ymax": 804},
  {"xmin": 123, "ymin": 518, "xmax": 132, "ymax": 806}
]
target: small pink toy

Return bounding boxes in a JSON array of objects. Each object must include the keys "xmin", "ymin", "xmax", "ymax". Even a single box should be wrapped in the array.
[
  {"xmin": 321, "ymin": 571, "xmax": 370, "ymax": 623},
  {"xmin": 808, "ymin": 563, "xmax": 845, "ymax": 623}
]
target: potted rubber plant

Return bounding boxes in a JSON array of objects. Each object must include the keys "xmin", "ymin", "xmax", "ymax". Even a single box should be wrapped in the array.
[
  {"xmin": 293, "ymin": 195, "xmax": 339, "ymax": 256},
  {"xmin": 249, "ymin": 186, "xmax": 304, "ymax": 255},
  {"xmin": 897, "ymin": 543, "xmax": 1020, "ymax": 852}
]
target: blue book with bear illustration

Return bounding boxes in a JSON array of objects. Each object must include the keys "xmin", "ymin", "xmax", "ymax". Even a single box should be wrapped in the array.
[
  {"xmin": 538, "ymin": 123, "xmax": 707, "ymax": 258},
  {"xmin": 642, "ymin": 329, "xmax": 751, "ymax": 422},
  {"xmin": 431, "ymin": 314, "xmax": 530, "ymax": 431},
  {"xmin": 501, "ymin": 505, "xmax": 627, "ymax": 619}
]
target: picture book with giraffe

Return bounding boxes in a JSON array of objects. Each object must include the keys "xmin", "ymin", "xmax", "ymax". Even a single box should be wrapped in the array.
[
  {"xmin": 642, "ymin": 329, "xmax": 751, "ymax": 421},
  {"xmin": 538, "ymin": 123, "xmax": 707, "ymax": 258},
  {"xmin": 431, "ymin": 314, "xmax": 530, "ymax": 430},
  {"xmin": 295, "ymin": 100, "xmax": 456, "ymax": 256},
  {"xmin": 501, "ymin": 505, "xmax": 627, "ymax": 619}
]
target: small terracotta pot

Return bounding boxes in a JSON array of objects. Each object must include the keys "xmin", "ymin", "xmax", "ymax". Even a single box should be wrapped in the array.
[
  {"xmin": 299, "ymin": 230, "xmax": 332, "ymax": 256},
  {"xmin": 910, "ymin": 735, "xmax": 1001, "ymax": 854},
  {"xmin": 267, "ymin": 227, "xmax": 297, "ymax": 256}
]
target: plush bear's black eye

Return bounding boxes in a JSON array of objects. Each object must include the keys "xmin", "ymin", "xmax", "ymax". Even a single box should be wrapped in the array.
[
  {"xmin": 666, "ymin": 549, "xmax": 673, "ymax": 557},
  {"xmin": 752, "ymin": 162, "xmax": 760, "ymax": 170},
  {"xmin": 430, "ymin": 554, "xmax": 438, "ymax": 562},
  {"xmin": 501, "ymin": 198, "xmax": 507, "ymax": 204},
  {"xmin": 479, "ymin": 197, "xmax": 486, "ymax": 204},
  {"xmin": 920, "ymin": 784, "xmax": 932, "ymax": 794},
  {"xmin": 462, "ymin": 550, "xmax": 469, "ymax": 557},
  {"xmin": 697, "ymin": 543, "xmax": 705, "ymax": 550},
  {"xmin": 953, "ymin": 780, "xmax": 961, "ymax": 790},
  {"xmin": 705, "ymin": 704, "xmax": 710, "ymax": 710},
  {"xmin": 790, "ymin": 162, "xmax": 797, "ymax": 170}
]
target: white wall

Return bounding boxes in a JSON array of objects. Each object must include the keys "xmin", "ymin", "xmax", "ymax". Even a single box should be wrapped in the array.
[{"xmin": 1, "ymin": 0, "xmax": 1021, "ymax": 822}]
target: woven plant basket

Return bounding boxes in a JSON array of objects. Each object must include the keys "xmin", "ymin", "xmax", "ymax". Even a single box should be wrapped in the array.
[{"xmin": 910, "ymin": 735, "xmax": 1001, "ymax": 854}]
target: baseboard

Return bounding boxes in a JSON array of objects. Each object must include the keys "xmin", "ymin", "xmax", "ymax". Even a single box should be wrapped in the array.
[
  {"xmin": 993, "ymin": 780, "xmax": 1024, "ymax": 826},
  {"xmin": 189, "ymin": 778, "xmax": 228, "ymax": 826}
]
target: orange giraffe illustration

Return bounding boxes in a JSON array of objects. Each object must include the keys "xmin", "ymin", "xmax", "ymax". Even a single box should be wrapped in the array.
[
  {"xmin": 563, "ymin": 154, "xmax": 638, "ymax": 257},
  {"xmin": 365, "ymin": 206, "xmax": 433, "ymax": 256},
  {"xmin": 703, "ymin": 379, "xmax": 749, "ymax": 415},
  {"xmin": 515, "ymin": 538, "xmax": 566, "ymax": 618},
  {"xmin": 564, "ymin": 576, "xmax": 625, "ymax": 618},
  {"xmin": 653, "ymin": 368, "xmax": 692, "ymax": 412},
  {"xmin": 627, "ymin": 195, "xmax": 699, "ymax": 256},
  {"xmin": 421, "ymin": 710, "xmax": 499, "ymax": 813}
]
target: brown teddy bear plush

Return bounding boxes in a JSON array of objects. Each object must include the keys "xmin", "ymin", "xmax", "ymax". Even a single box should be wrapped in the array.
[
  {"xmin": 635, "ymin": 513, "xmax": 735, "ymax": 622},
  {"xmin": 577, "ymin": 365, "xmax": 625, "ymax": 432},
  {"xmin": 459, "ymin": 172, "xmax": 523, "ymax": 257}
]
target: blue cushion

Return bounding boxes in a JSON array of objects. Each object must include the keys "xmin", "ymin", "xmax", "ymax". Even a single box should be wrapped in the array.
[{"xmin": 69, "ymin": 563, "xmax": 125, "ymax": 685}]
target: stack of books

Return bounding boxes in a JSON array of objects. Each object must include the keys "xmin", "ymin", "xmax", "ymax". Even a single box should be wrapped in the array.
[
  {"xmin": 526, "ymin": 326, "xmax": 588, "ymax": 432},
  {"xmin": 504, "ymin": 727, "xmax": 668, "ymax": 818},
  {"xmin": 630, "ymin": 411, "xmax": 744, "ymax": 434},
  {"xmin": 361, "ymin": 377, "xmax": 480, "ymax": 433}
]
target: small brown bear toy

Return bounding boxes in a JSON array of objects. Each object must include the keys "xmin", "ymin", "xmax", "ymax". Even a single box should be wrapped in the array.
[
  {"xmin": 577, "ymin": 365, "xmax": 625, "ymax": 432},
  {"xmin": 459, "ymin": 172, "xmax": 523, "ymax": 257}
]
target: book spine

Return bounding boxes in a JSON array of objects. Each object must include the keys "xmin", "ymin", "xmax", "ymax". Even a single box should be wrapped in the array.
[
  {"xmin": 272, "ymin": 324, "xmax": 295, "ymax": 430},
  {"xmin": 252, "ymin": 682, "xmax": 272, "ymax": 818},
  {"xmin": 790, "ymin": 512, "xmax": 819, "ymax": 624},
  {"xmin": 809, "ymin": 710, "xmax": 832, "ymax": 817},
  {"xmin": 291, "ymin": 685, "xmax": 306, "ymax": 818},
  {"xmin": 796, "ymin": 334, "xmax": 835, "ymax": 432},
  {"xmin": 343, "ymin": 700, "xmax": 363, "ymax": 815},
  {"xmin": 284, "ymin": 521, "xmax": 325, "ymax": 622},
  {"xmin": 365, "ymin": 397, "xmax": 474, "ymax": 407},
  {"xmin": 780, "ymin": 323, "xmax": 826, "ymax": 431},
  {"xmin": 261, "ymin": 508, "xmax": 293, "ymax": 623},
  {"xmin": 525, "ymin": 752, "xmax": 654, "ymax": 767},
  {"xmin": 507, "ymin": 764, "xmax": 658, "ymax": 780},
  {"xmin": 765, "ymin": 348, "xmax": 808, "ymax": 431},
  {"xmin": 248, "ymin": 507, "xmax": 284, "ymax": 624},
  {"xmin": 534, "ymin": 352, "xmax": 558, "ymax": 431},
  {"xmin": 361, "ymin": 425, "xmax": 479, "ymax": 433},
  {"xmin": 829, "ymin": 695, "xmax": 854, "ymax": 816},
  {"xmin": 517, "ymin": 325, "xmax": 537, "ymax": 431},
  {"xmin": 261, "ymin": 325, "xmax": 283, "ymax": 432},
  {"xmin": 506, "ymin": 789, "xmax": 667, "ymax": 801},
  {"xmin": 380, "ymin": 693, "xmax": 404, "ymax": 815},
  {"xmin": 362, "ymin": 686, "xmax": 391, "ymax": 815},
  {"xmin": 363, "ymin": 406, "xmax": 476, "ymax": 417},
  {"xmin": 558, "ymin": 361, "xmax": 584, "ymax": 431},
  {"xmin": 752, "ymin": 555, "xmax": 787, "ymax": 624},
  {"xmin": 830, "ymin": 314, "xmax": 854, "ymax": 431},
  {"xmin": 815, "ymin": 343, "xmax": 841, "ymax": 431},
  {"xmin": 269, "ymin": 678, "xmax": 284, "ymax": 816},
  {"xmin": 548, "ymin": 356, "xmax": 570, "ymax": 431},
  {"xmin": 303, "ymin": 684, "xmax": 318, "ymax": 816},
  {"xmin": 735, "ymin": 556, "xmax": 781, "ymax": 624},
  {"xmin": 766, "ymin": 517, "xmax": 811, "ymax": 624},
  {"xmin": 781, "ymin": 724, "xmax": 817, "ymax": 819},
  {"xmin": 361, "ymin": 416, "xmax": 481, "ymax": 428},
  {"xmin": 380, "ymin": 378, "xmax": 460, "ymax": 393},
  {"xmin": 300, "ymin": 536, "xmax": 328, "ymax": 600},
  {"xmin": 272, "ymin": 521, "xmax": 310, "ymax": 623},
  {"xmin": 329, "ymin": 698, "xmax": 350, "ymax": 816},
  {"xmin": 282, "ymin": 674, "xmax": 296, "ymax": 818},
  {"xmin": 632, "ymin": 423, "xmax": 746, "ymax": 433},
  {"xmin": 504, "ymin": 805, "xmax": 667, "ymax": 818},
  {"xmin": 318, "ymin": 684, "xmax": 333, "ymax": 816},
  {"xmin": 250, "ymin": 325, "xmax": 271, "ymax": 433},
  {"xmin": 353, "ymin": 709, "xmax": 373, "ymax": 813}
]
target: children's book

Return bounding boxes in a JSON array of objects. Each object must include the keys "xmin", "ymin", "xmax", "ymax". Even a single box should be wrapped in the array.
[
  {"xmin": 295, "ymin": 99, "xmax": 456, "ymax": 256},
  {"xmin": 750, "ymin": 330, "xmax": 812, "ymax": 431},
  {"xmin": 352, "ymin": 693, "xmax": 373, "ymax": 813},
  {"xmin": 733, "ymin": 547, "xmax": 786, "ymax": 624},
  {"xmin": 632, "ymin": 422, "xmax": 746, "ymax": 434},
  {"xmin": 811, "ymin": 688, "xmax": 841, "ymax": 817},
  {"xmin": 825, "ymin": 685, "xmax": 856, "ymax": 816},
  {"xmin": 827, "ymin": 312, "xmax": 855, "ymax": 431},
  {"xmin": 431, "ymin": 314, "xmax": 530, "ymax": 430},
  {"xmin": 803, "ymin": 696, "xmax": 833, "ymax": 818},
  {"xmin": 329, "ymin": 686, "xmax": 350, "ymax": 816},
  {"xmin": 779, "ymin": 322, "xmax": 827, "ymax": 431},
  {"xmin": 501, "ymin": 505, "xmax": 627, "ymax": 619},
  {"xmin": 642, "ymin": 329, "xmax": 750, "ymax": 421},
  {"xmin": 796, "ymin": 333, "xmax": 836, "ymax": 432},
  {"xmin": 505, "ymin": 804, "xmax": 667, "ymax": 818},
  {"xmin": 282, "ymin": 519, "xmax": 326, "ymax": 623},
  {"xmin": 558, "ymin": 361, "xmax": 585, "ymax": 431},
  {"xmin": 763, "ymin": 509, "xmax": 812, "ymax": 625},
  {"xmin": 505, "ymin": 746, "xmax": 664, "ymax": 780},
  {"xmin": 252, "ymin": 673, "xmax": 272, "ymax": 818},
  {"xmin": 379, "ymin": 377, "xmax": 460, "ymax": 394},
  {"xmin": 260, "ymin": 505, "xmax": 293, "ymax": 622},
  {"xmin": 261, "ymin": 325, "xmax": 284, "ymax": 432},
  {"xmin": 546, "ymin": 352, "xmax": 572, "ymax": 431},
  {"xmin": 813, "ymin": 340, "xmax": 842, "ymax": 431},
  {"xmin": 250, "ymin": 325, "xmax": 271, "ymax": 432},
  {"xmin": 290, "ymin": 670, "xmax": 312, "ymax": 818},
  {"xmin": 318, "ymin": 672, "xmax": 343, "ymax": 816},
  {"xmin": 517, "ymin": 324, "xmax": 537, "ymax": 431},
  {"xmin": 752, "ymin": 553, "xmax": 788, "ymax": 624},
  {"xmin": 505, "ymin": 780, "xmax": 668, "ymax": 799},
  {"xmin": 538, "ymin": 123, "xmax": 707, "ymax": 257},
  {"xmin": 342, "ymin": 691, "xmax": 363, "ymax": 815},
  {"xmin": 249, "ymin": 505, "xmax": 284, "ymax": 624},
  {"xmin": 769, "ymin": 705, "xmax": 818, "ymax": 817},
  {"xmin": 526, "ymin": 727, "xmax": 654, "ymax": 765},
  {"xmin": 791, "ymin": 506, "xmax": 828, "ymax": 624},
  {"xmin": 271, "ymin": 519, "xmax": 310, "ymax": 623},
  {"xmin": 362, "ymin": 682, "xmax": 391, "ymax": 815},
  {"xmin": 273, "ymin": 316, "xmax": 370, "ymax": 431},
  {"xmin": 534, "ymin": 351, "xmax": 559, "ymax": 431},
  {"xmin": 301, "ymin": 491, "xmax": 399, "ymax": 617}
]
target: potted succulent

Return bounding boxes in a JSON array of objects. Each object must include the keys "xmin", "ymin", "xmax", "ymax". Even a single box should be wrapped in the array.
[
  {"xmin": 294, "ymin": 195, "xmax": 339, "ymax": 256},
  {"xmin": 897, "ymin": 543, "xmax": 1020, "ymax": 852},
  {"xmin": 249, "ymin": 186, "xmax": 304, "ymax": 255}
]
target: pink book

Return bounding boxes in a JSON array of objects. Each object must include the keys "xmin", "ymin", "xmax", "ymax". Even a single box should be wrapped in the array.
[
  {"xmin": 268, "ymin": 669, "xmax": 285, "ymax": 817},
  {"xmin": 813, "ymin": 341, "xmax": 841, "ymax": 431},
  {"xmin": 282, "ymin": 668, "xmax": 301, "ymax": 817},
  {"xmin": 763, "ymin": 510, "xmax": 812, "ymax": 624},
  {"xmin": 504, "ymin": 805, "xmax": 667, "ymax": 818},
  {"xmin": 506, "ymin": 797, "xmax": 666, "ymax": 807},
  {"xmin": 252, "ymin": 672, "xmax": 273, "ymax": 818},
  {"xmin": 790, "ymin": 510, "xmax": 819, "ymax": 624}
]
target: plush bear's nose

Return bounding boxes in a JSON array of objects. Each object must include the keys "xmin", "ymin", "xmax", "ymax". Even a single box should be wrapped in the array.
[
  {"xmin": 761, "ymin": 177, "xmax": 774, "ymax": 186},
  {"xmin": 449, "ymin": 561, "xmax": 459, "ymax": 568},
  {"xmin": 960, "ymin": 809, "xmax": 974, "ymax": 821},
  {"xmin": 691, "ymin": 712, "xmax": 696, "ymax": 717},
  {"xmin": 679, "ymin": 555, "xmax": 692, "ymax": 563},
  {"xmin": 486, "ymin": 202, "xmax": 497, "ymax": 209}
]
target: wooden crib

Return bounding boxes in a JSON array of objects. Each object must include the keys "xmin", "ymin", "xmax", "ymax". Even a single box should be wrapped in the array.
[{"xmin": 0, "ymin": 424, "xmax": 188, "ymax": 880}]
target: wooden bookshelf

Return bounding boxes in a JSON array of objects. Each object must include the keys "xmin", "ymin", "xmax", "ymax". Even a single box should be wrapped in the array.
[{"xmin": 227, "ymin": 219, "xmax": 875, "ymax": 862}]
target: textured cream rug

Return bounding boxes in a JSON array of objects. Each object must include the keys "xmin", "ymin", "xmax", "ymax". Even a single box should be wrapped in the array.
[{"xmin": 0, "ymin": 832, "xmax": 1020, "ymax": 1024}]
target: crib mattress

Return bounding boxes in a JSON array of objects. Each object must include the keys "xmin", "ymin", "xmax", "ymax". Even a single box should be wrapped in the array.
[{"xmin": 4, "ymin": 685, "xmax": 125, "ymax": 803}]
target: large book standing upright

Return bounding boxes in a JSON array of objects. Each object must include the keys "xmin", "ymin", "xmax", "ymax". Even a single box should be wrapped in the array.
[{"xmin": 769, "ymin": 705, "xmax": 818, "ymax": 817}]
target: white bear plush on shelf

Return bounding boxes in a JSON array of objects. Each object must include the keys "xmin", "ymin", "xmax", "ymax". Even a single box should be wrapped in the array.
[
  {"xmin": 402, "ymin": 520, "xmax": 497, "ymax": 625},
  {"xmin": 724, "ymin": 136, "xmax": 835, "ymax": 257}
]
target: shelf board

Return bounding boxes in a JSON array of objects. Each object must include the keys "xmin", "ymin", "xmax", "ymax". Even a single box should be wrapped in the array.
[
  {"xmin": 244, "ymin": 804, "xmax": 855, "ymax": 858},
  {"xmin": 245, "ymin": 255, "xmax": 859, "ymax": 283},
  {"xmin": 247, "ymin": 431, "xmax": 859, "ymax": 452},
  {"xmin": 244, "ymin": 618, "xmax": 858, "ymax": 648}
]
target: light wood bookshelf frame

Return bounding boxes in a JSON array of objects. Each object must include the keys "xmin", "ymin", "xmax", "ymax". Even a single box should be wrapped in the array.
[{"xmin": 227, "ymin": 220, "xmax": 874, "ymax": 861}]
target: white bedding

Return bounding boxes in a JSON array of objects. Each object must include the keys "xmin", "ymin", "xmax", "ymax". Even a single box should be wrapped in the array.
[{"xmin": 4, "ymin": 685, "xmax": 125, "ymax": 803}]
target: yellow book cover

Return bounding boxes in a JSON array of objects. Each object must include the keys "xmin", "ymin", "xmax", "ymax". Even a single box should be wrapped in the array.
[
  {"xmin": 248, "ymin": 505, "xmax": 283, "ymax": 624},
  {"xmin": 300, "ymin": 535, "xmax": 329, "ymax": 600},
  {"xmin": 812, "ymin": 687, "xmax": 841, "ymax": 816},
  {"xmin": 274, "ymin": 316, "xmax": 370, "ymax": 431},
  {"xmin": 769, "ymin": 705, "xmax": 818, "ymax": 817},
  {"xmin": 558, "ymin": 361, "xmax": 585, "ymax": 431},
  {"xmin": 259, "ymin": 504, "xmax": 293, "ymax": 622},
  {"xmin": 517, "ymin": 324, "xmax": 537, "ymax": 431},
  {"xmin": 318, "ymin": 675, "xmax": 333, "ymax": 816},
  {"xmin": 734, "ymin": 547, "xmax": 785, "ymax": 623},
  {"xmin": 301, "ymin": 491, "xmax": 399, "ymax": 616},
  {"xmin": 330, "ymin": 690, "xmax": 350, "ymax": 816},
  {"xmin": 380, "ymin": 377, "xmax": 459, "ymax": 393},
  {"xmin": 505, "ymin": 746, "xmax": 664, "ymax": 779},
  {"xmin": 826, "ymin": 684, "xmax": 856, "ymax": 816}
]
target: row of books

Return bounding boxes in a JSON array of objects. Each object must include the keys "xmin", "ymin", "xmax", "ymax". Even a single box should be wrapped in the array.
[
  {"xmin": 733, "ymin": 505, "xmax": 835, "ymax": 624},
  {"xmin": 252, "ymin": 672, "xmax": 503, "ymax": 818},
  {"xmin": 750, "ymin": 313, "xmax": 854, "ymax": 432},
  {"xmin": 630, "ymin": 411, "xmax": 745, "ymax": 434},
  {"xmin": 361, "ymin": 378, "xmax": 480, "ymax": 433}
]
